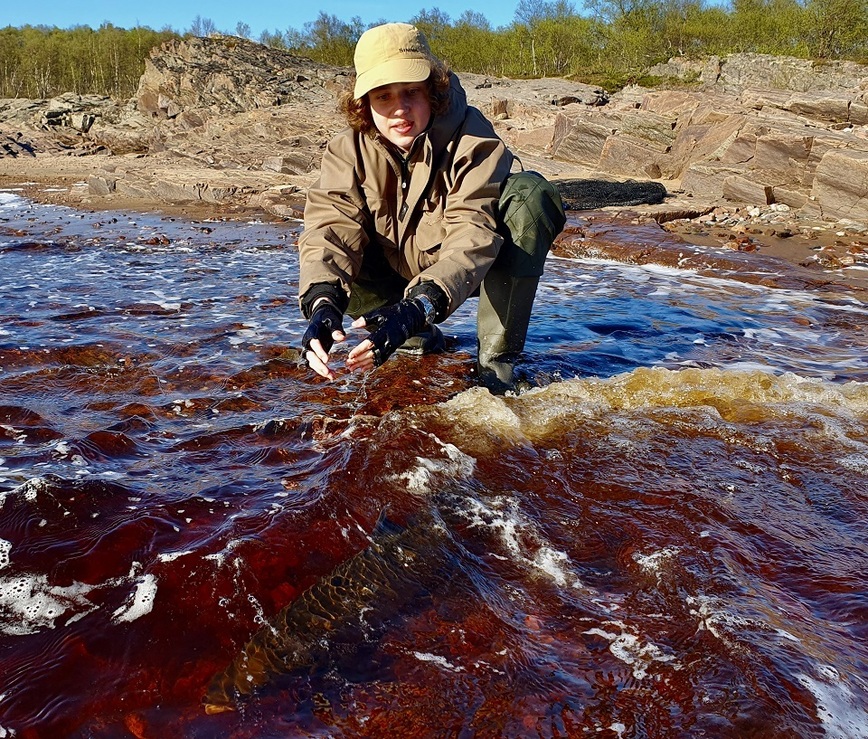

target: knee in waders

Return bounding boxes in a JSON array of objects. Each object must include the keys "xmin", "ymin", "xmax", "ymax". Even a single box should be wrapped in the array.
[
  {"xmin": 346, "ymin": 243, "xmax": 408, "ymax": 319},
  {"xmin": 476, "ymin": 172, "xmax": 565, "ymax": 394},
  {"xmin": 347, "ymin": 243, "xmax": 446, "ymax": 357},
  {"xmin": 495, "ymin": 171, "xmax": 566, "ymax": 279}
]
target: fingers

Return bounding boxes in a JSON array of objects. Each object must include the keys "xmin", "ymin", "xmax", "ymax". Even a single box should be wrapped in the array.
[
  {"xmin": 346, "ymin": 339, "xmax": 376, "ymax": 372},
  {"xmin": 304, "ymin": 328, "xmax": 377, "ymax": 379},
  {"xmin": 307, "ymin": 337, "xmax": 330, "ymax": 364},
  {"xmin": 305, "ymin": 349, "xmax": 336, "ymax": 380},
  {"xmin": 305, "ymin": 337, "xmax": 343, "ymax": 381}
]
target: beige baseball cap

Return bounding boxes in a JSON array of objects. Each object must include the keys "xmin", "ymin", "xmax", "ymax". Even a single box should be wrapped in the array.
[{"xmin": 353, "ymin": 23, "xmax": 434, "ymax": 99}]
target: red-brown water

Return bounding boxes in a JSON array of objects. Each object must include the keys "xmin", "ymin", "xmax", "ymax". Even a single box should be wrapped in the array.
[{"xmin": 1, "ymin": 191, "xmax": 866, "ymax": 738}]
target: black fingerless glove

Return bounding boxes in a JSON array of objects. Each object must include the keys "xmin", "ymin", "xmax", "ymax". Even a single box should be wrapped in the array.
[
  {"xmin": 363, "ymin": 298, "xmax": 431, "ymax": 367},
  {"xmin": 301, "ymin": 302, "xmax": 344, "ymax": 355}
]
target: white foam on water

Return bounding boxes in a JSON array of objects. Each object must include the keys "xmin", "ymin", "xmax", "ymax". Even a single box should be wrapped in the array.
[
  {"xmin": 584, "ymin": 621, "xmax": 678, "ymax": 680},
  {"xmin": 0, "ymin": 425, "xmax": 26, "ymax": 444},
  {"xmin": 203, "ymin": 537, "xmax": 243, "ymax": 567},
  {"xmin": 0, "ymin": 574, "xmax": 98, "ymax": 635},
  {"xmin": 686, "ymin": 594, "xmax": 802, "ymax": 649},
  {"xmin": 530, "ymin": 547, "xmax": 575, "ymax": 588},
  {"xmin": 158, "ymin": 550, "xmax": 193, "ymax": 563},
  {"xmin": 509, "ymin": 369, "xmax": 868, "ymax": 438},
  {"xmin": 53, "ymin": 441, "xmax": 71, "ymax": 458},
  {"xmin": 143, "ymin": 290, "xmax": 181, "ymax": 311},
  {"xmin": 688, "ymin": 594, "xmax": 750, "ymax": 644},
  {"xmin": 838, "ymin": 453, "xmax": 868, "ymax": 474},
  {"xmin": 111, "ymin": 573, "xmax": 157, "ymax": 624},
  {"xmin": 0, "ymin": 540, "xmax": 9, "ymax": 570},
  {"xmin": 0, "ymin": 191, "xmax": 24, "ymax": 210},
  {"xmin": 459, "ymin": 496, "xmax": 583, "ymax": 589},
  {"xmin": 633, "ymin": 547, "xmax": 681, "ymax": 583},
  {"xmin": 797, "ymin": 666, "xmax": 868, "ymax": 739},
  {"xmin": 0, "ymin": 476, "xmax": 54, "ymax": 509},
  {"xmin": 411, "ymin": 651, "xmax": 464, "ymax": 672},
  {"xmin": 437, "ymin": 387, "xmax": 525, "ymax": 440},
  {"xmin": 391, "ymin": 437, "xmax": 476, "ymax": 495}
]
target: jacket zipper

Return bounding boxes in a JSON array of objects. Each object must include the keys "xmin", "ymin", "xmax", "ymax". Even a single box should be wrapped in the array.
[{"xmin": 399, "ymin": 155, "xmax": 410, "ymax": 221}]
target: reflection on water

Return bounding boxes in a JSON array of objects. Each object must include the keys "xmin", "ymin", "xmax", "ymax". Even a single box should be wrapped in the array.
[{"xmin": 1, "ymin": 191, "xmax": 867, "ymax": 737}]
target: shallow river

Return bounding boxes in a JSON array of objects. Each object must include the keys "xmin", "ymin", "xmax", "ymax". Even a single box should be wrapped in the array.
[{"xmin": 0, "ymin": 191, "xmax": 866, "ymax": 738}]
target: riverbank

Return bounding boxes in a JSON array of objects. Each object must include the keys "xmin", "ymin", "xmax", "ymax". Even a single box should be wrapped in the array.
[{"xmin": 4, "ymin": 157, "xmax": 867, "ymax": 296}]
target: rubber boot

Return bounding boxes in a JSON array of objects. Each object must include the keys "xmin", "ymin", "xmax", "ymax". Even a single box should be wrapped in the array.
[{"xmin": 476, "ymin": 272, "xmax": 540, "ymax": 394}]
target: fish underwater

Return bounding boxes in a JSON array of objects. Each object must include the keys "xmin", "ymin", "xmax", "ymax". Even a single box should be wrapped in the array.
[{"xmin": 203, "ymin": 509, "xmax": 453, "ymax": 714}]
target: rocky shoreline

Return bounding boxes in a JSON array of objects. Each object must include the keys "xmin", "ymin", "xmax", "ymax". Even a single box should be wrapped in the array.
[{"xmin": 2, "ymin": 36, "xmax": 867, "ymax": 293}]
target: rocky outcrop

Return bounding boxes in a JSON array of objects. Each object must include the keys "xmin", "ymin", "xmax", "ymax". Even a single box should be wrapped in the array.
[
  {"xmin": 2, "ymin": 39, "xmax": 868, "ymax": 226},
  {"xmin": 649, "ymin": 54, "xmax": 868, "ymax": 96},
  {"xmin": 0, "ymin": 93, "xmax": 131, "ymax": 156},
  {"xmin": 135, "ymin": 35, "xmax": 345, "ymax": 119},
  {"xmin": 548, "ymin": 54, "xmax": 868, "ymax": 222}
]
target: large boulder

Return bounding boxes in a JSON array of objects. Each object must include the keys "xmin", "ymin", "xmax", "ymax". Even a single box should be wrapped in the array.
[{"xmin": 135, "ymin": 35, "xmax": 346, "ymax": 119}]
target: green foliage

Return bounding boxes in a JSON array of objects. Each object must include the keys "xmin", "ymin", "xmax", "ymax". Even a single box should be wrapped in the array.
[
  {"xmin": 284, "ymin": 12, "xmax": 366, "ymax": 66},
  {"xmin": 728, "ymin": 0, "xmax": 806, "ymax": 55},
  {"xmin": 1, "ymin": 0, "xmax": 867, "ymax": 101},
  {"xmin": 0, "ymin": 24, "xmax": 178, "ymax": 98},
  {"xmin": 801, "ymin": 0, "xmax": 868, "ymax": 58}
]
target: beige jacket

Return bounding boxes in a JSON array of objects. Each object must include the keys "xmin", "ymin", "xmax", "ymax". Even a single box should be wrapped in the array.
[{"xmin": 298, "ymin": 74, "xmax": 515, "ymax": 318}]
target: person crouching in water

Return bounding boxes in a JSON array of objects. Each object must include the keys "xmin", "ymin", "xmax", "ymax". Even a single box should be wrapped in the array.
[{"xmin": 298, "ymin": 22, "xmax": 565, "ymax": 394}]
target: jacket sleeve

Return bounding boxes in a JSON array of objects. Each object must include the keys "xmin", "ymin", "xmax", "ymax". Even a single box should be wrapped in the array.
[
  {"xmin": 297, "ymin": 131, "xmax": 370, "ymax": 311},
  {"xmin": 407, "ymin": 117, "xmax": 513, "ymax": 316}
]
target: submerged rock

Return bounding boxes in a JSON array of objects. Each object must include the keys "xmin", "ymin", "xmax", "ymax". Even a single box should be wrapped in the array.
[{"xmin": 203, "ymin": 510, "xmax": 453, "ymax": 713}]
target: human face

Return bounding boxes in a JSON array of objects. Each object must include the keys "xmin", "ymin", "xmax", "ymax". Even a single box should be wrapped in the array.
[{"xmin": 368, "ymin": 82, "xmax": 432, "ymax": 153}]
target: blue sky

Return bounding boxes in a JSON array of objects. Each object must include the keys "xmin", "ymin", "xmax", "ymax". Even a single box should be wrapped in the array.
[{"xmin": 3, "ymin": 0, "xmax": 521, "ymax": 36}]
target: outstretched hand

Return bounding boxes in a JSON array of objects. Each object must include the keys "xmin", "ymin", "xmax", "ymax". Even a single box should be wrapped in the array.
[
  {"xmin": 346, "ymin": 298, "xmax": 428, "ymax": 372},
  {"xmin": 345, "ymin": 315, "xmax": 377, "ymax": 372},
  {"xmin": 301, "ymin": 302, "xmax": 345, "ymax": 380}
]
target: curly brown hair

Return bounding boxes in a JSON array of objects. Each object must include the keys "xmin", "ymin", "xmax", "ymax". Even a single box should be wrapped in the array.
[{"xmin": 338, "ymin": 62, "xmax": 452, "ymax": 137}]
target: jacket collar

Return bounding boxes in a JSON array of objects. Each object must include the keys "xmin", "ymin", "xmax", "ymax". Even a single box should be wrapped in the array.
[{"xmin": 426, "ymin": 73, "xmax": 468, "ymax": 154}]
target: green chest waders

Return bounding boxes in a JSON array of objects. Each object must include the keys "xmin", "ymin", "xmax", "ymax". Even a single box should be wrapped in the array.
[{"xmin": 477, "ymin": 171, "xmax": 566, "ymax": 394}]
